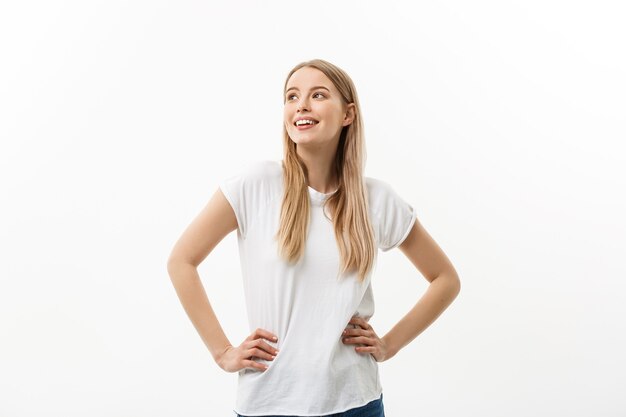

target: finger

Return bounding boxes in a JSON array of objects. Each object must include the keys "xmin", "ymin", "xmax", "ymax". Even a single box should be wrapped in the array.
[
  {"xmin": 245, "ymin": 359, "xmax": 269, "ymax": 372},
  {"xmin": 343, "ymin": 336, "xmax": 373, "ymax": 346},
  {"xmin": 349, "ymin": 317, "xmax": 370, "ymax": 330},
  {"xmin": 342, "ymin": 329, "xmax": 371, "ymax": 341},
  {"xmin": 252, "ymin": 328, "xmax": 279, "ymax": 342},
  {"xmin": 249, "ymin": 347, "xmax": 276, "ymax": 361},
  {"xmin": 343, "ymin": 327, "xmax": 374, "ymax": 338},
  {"xmin": 251, "ymin": 339, "xmax": 280, "ymax": 356},
  {"xmin": 354, "ymin": 346, "xmax": 376, "ymax": 354}
]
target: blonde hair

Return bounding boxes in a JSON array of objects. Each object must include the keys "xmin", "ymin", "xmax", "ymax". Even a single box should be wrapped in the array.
[{"xmin": 274, "ymin": 59, "xmax": 376, "ymax": 283}]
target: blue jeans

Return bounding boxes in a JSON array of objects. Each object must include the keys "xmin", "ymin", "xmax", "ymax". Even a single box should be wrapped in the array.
[{"xmin": 236, "ymin": 393, "xmax": 385, "ymax": 417}]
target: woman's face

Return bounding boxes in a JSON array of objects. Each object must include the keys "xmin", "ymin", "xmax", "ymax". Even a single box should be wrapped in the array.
[{"xmin": 283, "ymin": 67, "xmax": 354, "ymax": 149}]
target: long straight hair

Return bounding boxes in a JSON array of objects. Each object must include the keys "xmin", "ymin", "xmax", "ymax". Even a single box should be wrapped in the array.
[{"xmin": 274, "ymin": 59, "xmax": 376, "ymax": 283}]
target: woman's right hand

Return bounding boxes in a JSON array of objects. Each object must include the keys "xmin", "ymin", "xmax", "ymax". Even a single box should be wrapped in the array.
[{"xmin": 216, "ymin": 328, "xmax": 280, "ymax": 373}]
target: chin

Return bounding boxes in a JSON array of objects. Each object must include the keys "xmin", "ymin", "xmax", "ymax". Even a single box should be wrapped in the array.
[
  {"xmin": 291, "ymin": 135, "xmax": 319, "ymax": 145},
  {"xmin": 289, "ymin": 132, "xmax": 314, "ymax": 143}
]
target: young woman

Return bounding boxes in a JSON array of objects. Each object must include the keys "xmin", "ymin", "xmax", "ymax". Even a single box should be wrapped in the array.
[{"xmin": 167, "ymin": 59, "xmax": 461, "ymax": 417}]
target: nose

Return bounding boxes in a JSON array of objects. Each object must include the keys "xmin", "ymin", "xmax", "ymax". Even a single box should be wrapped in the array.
[{"xmin": 297, "ymin": 97, "xmax": 310, "ymax": 112}]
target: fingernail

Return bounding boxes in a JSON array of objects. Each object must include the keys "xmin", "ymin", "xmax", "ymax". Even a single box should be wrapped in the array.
[
  {"xmin": 342, "ymin": 330, "xmax": 347, "ymax": 334},
  {"xmin": 273, "ymin": 336, "xmax": 278, "ymax": 341}
]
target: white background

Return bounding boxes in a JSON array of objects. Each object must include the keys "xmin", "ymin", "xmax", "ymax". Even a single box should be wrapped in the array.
[{"xmin": 1, "ymin": 1, "xmax": 625, "ymax": 416}]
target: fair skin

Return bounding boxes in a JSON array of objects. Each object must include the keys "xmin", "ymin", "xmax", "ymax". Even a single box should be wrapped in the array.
[
  {"xmin": 284, "ymin": 66, "xmax": 356, "ymax": 193},
  {"xmin": 167, "ymin": 66, "xmax": 460, "ymax": 373}
]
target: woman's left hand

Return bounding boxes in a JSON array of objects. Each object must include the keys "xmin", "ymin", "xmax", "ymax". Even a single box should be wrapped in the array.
[{"xmin": 341, "ymin": 316, "xmax": 391, "ymax": 362}]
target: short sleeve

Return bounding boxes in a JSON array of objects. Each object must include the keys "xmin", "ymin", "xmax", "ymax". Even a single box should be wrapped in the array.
[
  {"xmin": 218, "ymin": 160, "xmax": 279, "ymax": 239},
  {"xmin": 369, "ymin": 178, "xmax": 418, "ymax": 252},
  {"xmin": 219, "ymin": 171, "xmax": 247, "ymax": 239}
]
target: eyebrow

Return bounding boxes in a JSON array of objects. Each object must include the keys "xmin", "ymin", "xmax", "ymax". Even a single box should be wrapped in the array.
[{"xmin": 285, "ymin": 85, "xmax": 331, "ymax": 95}]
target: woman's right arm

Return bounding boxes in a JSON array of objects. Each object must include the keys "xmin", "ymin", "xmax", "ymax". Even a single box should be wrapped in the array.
[
  {"xmin": 167, "ymin": 187, "xmax": 279, "ymax": 372},
  {"xmin": 167, "ymin": 188, "xmax": 238, "ymax": 363}
]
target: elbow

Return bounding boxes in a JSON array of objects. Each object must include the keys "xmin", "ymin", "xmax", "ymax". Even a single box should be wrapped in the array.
[
  {"xmin": 167, "ymin": 256, "xmax": 192, "ymax": 281},
  {"xmin": 434, "ymin": 271, "xmax": 461, "ymax": 300},
  {"xmin": 449, "ymin": 272, "xmax": 461, "ymax": 299},
  {"xmin": 166, "ymin": 258, "xmax": 178, "ymax": 281},
  {"xmin": 166, "ymin": 254, "xmax": 178, "ymax": 275},
  {"xmin": 452, "ymin": 274, "xmax": 461, "ymax": 298}
]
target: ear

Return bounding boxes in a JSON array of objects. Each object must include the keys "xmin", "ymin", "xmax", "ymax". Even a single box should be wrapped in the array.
[{"xmin": 343, "ymin": 103, "xmax": 356, "ymax": 126}]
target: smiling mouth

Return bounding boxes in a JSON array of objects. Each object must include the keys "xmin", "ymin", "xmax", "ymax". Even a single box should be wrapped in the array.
[
  {"xmin": 295, "ymin": 123, "xmax": 318, "ymax": 130},
  {"xmin": 294, "ymin": 119, "xmax": 319, "ymax": 127}
]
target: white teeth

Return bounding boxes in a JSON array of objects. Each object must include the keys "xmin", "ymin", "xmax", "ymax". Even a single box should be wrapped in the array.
[{"xmin": 296, "ymin": 119, "xmax": 317, "ymax": 126}]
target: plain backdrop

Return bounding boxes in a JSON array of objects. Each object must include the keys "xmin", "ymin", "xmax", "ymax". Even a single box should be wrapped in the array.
[{"xmin": 1, "ymin": 1, "xmax": 625, "ymax": 416}]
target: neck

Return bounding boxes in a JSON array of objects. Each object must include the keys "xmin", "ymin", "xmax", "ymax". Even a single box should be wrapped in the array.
[{"xmin": 295, "ymin": 146, "xmax": 338, "ymax": 193}]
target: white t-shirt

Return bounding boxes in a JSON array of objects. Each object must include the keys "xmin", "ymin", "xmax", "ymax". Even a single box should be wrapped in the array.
[{"xmin": 219, "ymin": 159, "xmax": 417, "ymax": 416}]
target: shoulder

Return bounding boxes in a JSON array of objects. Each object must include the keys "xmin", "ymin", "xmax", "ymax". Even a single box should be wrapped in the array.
[
  {"xmin": 222, "ymin": 160, "xmax": 284, "ymax": 206},
  {"xmin": 364, "ymin": 175, "xmax": 414, "ymax": 217},
  {"xmin": 364, "ymin": 176, "xmax": 390, "ymax": 190},
  {"xmin": 364, "ymin": 176, "xmax": 397, "ymax": 202},
  {"xmin": 364, "ymin": 175, "xmax": 418, "ymax": 251}
]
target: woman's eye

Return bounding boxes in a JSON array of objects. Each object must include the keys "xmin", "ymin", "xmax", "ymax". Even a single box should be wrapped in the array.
[{"xmin": 286, "ymin": 92, "xmax": 325, "ymax": 101}]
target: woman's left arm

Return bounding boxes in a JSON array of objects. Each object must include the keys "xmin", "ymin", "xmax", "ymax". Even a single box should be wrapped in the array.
[
  {"xmin": 381, "ymin": 217, "xmax": 461, "ymax": 360},
  {"xmin": 342, "ymin": 217, "xmax": 461, "ymax": 361}
]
